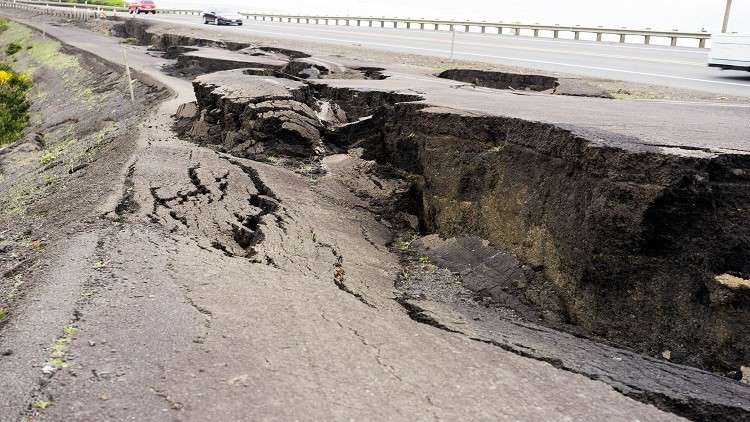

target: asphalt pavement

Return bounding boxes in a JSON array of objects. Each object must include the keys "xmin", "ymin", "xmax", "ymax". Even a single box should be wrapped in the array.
[{"xmin": 139, "ymin": 13, "xmax": 750, "ymax": 98}]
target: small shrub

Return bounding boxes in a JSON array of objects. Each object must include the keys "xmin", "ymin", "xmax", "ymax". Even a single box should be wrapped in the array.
[
  {"xmin": 5, "ymin": 42, "xmax": 22, "ymax": 56},
  {"xmin": 0, "ymin": 307, "xmax": 7, "ymax": 322},
  {"xmin": 0, "ymin": 19, "xmax": 8, "ymax": 33},
  {"xmin": 0, "ymin": 63, "xmax": 32, "ymax": 145},
  {"xmin": 32, "ymin": 400, "xmax": 52, "ymax": 410},
  {"xmin": 39, "ymin": 151, "xmax": 57, "ymax": 165}
]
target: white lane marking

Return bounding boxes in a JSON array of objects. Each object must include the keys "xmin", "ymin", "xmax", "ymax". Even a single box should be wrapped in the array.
[{"xmin": 154, "ymin": 18, "xmax": 750, "ymax": 90}]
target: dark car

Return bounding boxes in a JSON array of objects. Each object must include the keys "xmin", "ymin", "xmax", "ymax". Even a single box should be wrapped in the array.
[{"xmin": 202, "ymin": 9, "xmax": 244, "ymax": 26}]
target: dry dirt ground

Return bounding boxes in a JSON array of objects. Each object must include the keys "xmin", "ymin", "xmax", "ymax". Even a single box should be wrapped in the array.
[{"xmin": 0, "ymin": 8, "xmax": 748, "ymax": 422}]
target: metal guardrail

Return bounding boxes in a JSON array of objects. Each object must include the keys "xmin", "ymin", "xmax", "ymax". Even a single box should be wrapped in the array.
[
  {"xmin": 239, "ymin": 13, "xmax": 712, "ymax": 48},
  {"xmin": 1, "ymin": 0, "xmax": 712, "ymax": 48},
  {"xmin": 1, "ymin": 0, "xmax": 202, "ymax": 14}
]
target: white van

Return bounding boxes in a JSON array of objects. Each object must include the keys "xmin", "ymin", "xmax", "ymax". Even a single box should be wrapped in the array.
[{"xmin": 708, "ymin": 33, "xmax": 750, "ymax": 71}]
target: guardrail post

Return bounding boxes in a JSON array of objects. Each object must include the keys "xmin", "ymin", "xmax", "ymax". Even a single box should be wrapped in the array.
[
  {"xmin": 357, "ymin": 19, "xmax": 361, "ymax": 26},
  {"xmin": 514, "ymin": 27, "xmax": 520, "ymax": 36},
  {"xmin": 406, "ymin": 21, "xmax": 410, "ymax": 29},
  {"xmin": 464, "ymin": 24, "xmax": 469, "ymax": 32},
  {"xmin": 420, "ymin": 23, "xmax": 424, "ymax": 30},
  {"xmin": 644, "ymin": 34, "xmax": 650, "ymax": 44},
  {"xmin": 533, "ymin": 28, "xmax": 539, "ymax": 37},
  {"xmin": 596, "ymin": 32, "xmax": 602, "ymax": 41},
  {"xmin": 699, "ymin": 38, "xmax": 706, "ymax": 48},
  {"xmin": 450, "ymin": 29, "xmax": 456, "ymax": 59},
  {"xmin": 619, "ymin": 34, "xmax": 626, "ymax": 43},
  {"xmin": 380, "ymin": 20, "xmax": 384, "ymax": 27},
  {"xmin": 670, "ymin": 36, "xmax": 677, "ymax": 47},
  {"xmin": 553, "ymin": 29, "xmax": 559, "ymax": 38},
  {"xmin": 368, "ymin": 20, "xmax": 372, "ymax": 27},
  {"xmin": 574, "ymin": 31, "xmax": 580, "ymax": 40},
  {"xmin": 434, "ymin": 23, "xmax": 439, "ymax": 30},
  {"xmin": 448, "ymin": 24, "xmax": 454, "ymax": 31}
]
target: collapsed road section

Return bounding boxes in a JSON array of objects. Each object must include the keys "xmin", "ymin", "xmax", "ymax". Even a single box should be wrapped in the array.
[
  {"xmin": 173, "ymin": 48, "xmax": 750, "ymax": 375},
  {"xmin": 161, "ymin": 29, "xmax": 750, "ymax": 421},
  {"xmin": 0, "ymin": 7, "xmax": 749, "ymax": 422}
]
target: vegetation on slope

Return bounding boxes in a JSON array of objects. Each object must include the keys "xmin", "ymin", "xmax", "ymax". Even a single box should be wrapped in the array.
[{"xmin": 0, "ymin": 20, "xmax": 32, "ymax": 145}]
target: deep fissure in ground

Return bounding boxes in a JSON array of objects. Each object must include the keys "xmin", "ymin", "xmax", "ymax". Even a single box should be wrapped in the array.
[
  {"xmin": 172, "ymin": 57, "xmax": 750, "ymax": 378},
  {"xmin": 86, "ymin": 16, "xmax": 750, "ymax": 421}
]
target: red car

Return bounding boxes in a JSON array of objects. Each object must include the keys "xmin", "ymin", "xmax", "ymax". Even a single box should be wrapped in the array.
[{"xmin": 128, "ymin": 0, "xmax": 156, "ymax": 14}]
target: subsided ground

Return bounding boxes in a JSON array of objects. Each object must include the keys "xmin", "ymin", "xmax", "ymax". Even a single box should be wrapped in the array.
[{"xmin": 0, "ymin": 8, "xmax": 749, "ymax": 422}]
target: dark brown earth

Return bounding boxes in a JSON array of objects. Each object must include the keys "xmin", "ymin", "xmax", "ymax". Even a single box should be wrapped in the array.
[
  {"xmin": 0, "ymin": 7, "xmax": 749, "ymax": 422},
  {"xmin": 437, "ymin": 68, "xmax": 614, "ymax": 98}
]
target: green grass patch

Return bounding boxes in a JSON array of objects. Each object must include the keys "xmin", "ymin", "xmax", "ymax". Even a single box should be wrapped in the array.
[
  {"xmin": 39, "ymin": 138, "xmax": 75, "ymax": 164},
  {"xmin": 39, "ymin": 151, "xmax": 57, "ymax": 165},
  {"xmin": 0, "ymin": 307, "xmax": 8, "ymax": 322},
  {"xmin": 5, "ymin": 42, "xmax": 21, "ymax": 56},
  {"xmin": 0, "ymin": 63, "xmax": 32, "ymax": 145},
  {"xmin": 32, "ymin": 400, "xmax": 52, "ymax": 410},
  {"xmin": 0, "ymin": 20, "xmax": 78, "ymax": 73}
]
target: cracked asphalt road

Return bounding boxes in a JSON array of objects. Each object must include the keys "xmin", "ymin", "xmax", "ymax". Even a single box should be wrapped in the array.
[{"xmin": 0, "ymin": 12, "xmax": 742, "ymax": 422}]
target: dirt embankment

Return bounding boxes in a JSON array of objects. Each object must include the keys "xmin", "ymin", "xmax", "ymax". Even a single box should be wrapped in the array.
[
  {"xmin": 0, "ymin": 20, "xmax": 165, "ymax": 331},
  {"xmin": 362, "ymin": 105, "xmax": 750, "ymax": 374}
]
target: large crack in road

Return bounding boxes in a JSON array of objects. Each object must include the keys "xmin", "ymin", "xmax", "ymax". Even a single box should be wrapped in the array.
[{"xmin": 0, "ymin": 8, "xmax": 748, "ymax": 422}]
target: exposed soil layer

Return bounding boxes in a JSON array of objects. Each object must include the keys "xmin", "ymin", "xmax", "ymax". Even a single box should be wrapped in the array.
[
  {"xmin": 362, "ymin": 104, "xmax": 750, "ymax": 375},
  {"xmin": 397, "ymin": 235, "xmax": 750, "ymax": 422},
  {"xmin": 439, "ymin": 68, "xmax": 559, "ymax": 91},
  {"xmin": 439, "ymin": 68, "xmax": 614, "ymax": 98},
  {"xmin": 178, "ymin": 69, "xmax": 421, "ymax": 160}
]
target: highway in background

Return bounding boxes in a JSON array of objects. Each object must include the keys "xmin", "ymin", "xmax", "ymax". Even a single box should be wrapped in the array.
[{"xmin": 141, "ymin": 14, "xmax": 750, "ymax": 98}]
